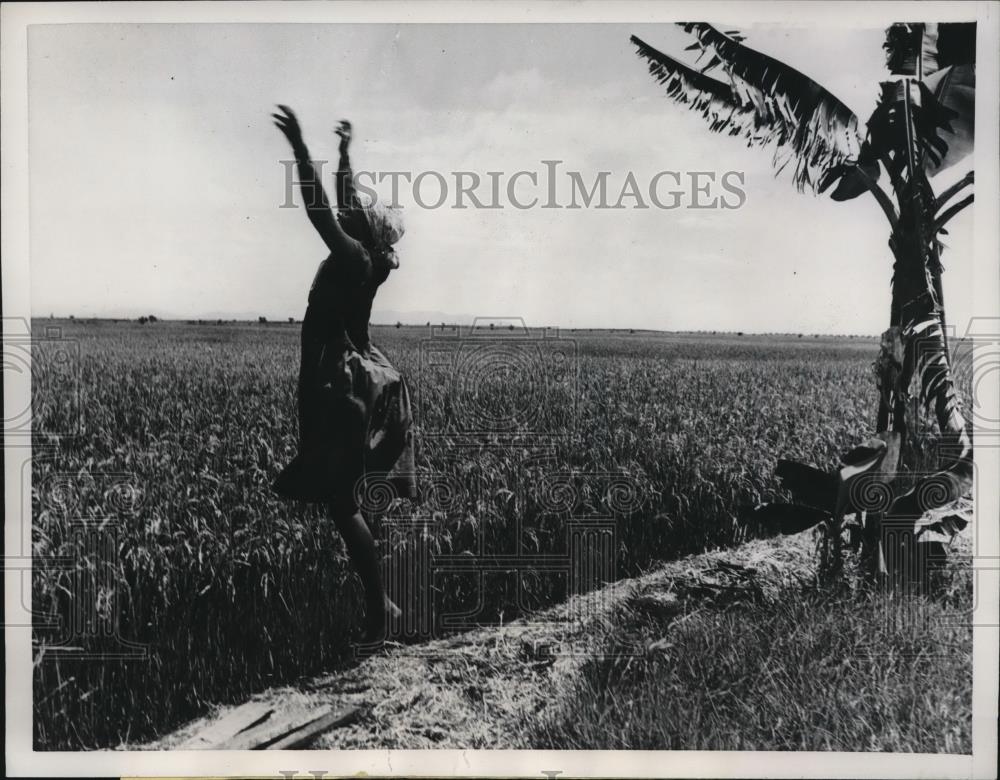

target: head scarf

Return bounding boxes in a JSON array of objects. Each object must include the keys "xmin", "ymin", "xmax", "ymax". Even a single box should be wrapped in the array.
[{"xmin": 353, "ymin": 193, "xmax": 405, "ymax": 254}]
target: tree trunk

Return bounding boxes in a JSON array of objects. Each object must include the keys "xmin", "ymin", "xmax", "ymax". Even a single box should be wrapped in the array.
[{"xmin": 869, "ymin": 175, "xmax": 973, "ymax": 588}]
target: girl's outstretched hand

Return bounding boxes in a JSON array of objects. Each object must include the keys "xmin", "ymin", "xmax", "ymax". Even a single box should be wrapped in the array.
[
  {"xmin": 272, "ymin": 105, "xmax": 304, "ymax": 150},
  {"xmin": 335, "ymin": 119, "xmax": 352, "ymax": 151}
]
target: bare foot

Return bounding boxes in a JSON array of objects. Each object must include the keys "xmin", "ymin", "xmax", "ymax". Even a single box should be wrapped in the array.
[{"xmin": 384, "ymin": 596, "xmax": 402, "ymax": 621}]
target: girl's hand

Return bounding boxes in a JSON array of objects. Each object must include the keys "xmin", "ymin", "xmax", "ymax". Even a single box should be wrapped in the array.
[
  {"xmin": 335, "ymin": 119, "xmax": 352, "ymax": 151},
  {"xmin": 272, "ymin": 105, "xmax": 305, "ymax": 149}
]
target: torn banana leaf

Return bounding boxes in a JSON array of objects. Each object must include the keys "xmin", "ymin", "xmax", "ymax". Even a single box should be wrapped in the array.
[
  {"xmin": 775, "ymin": 459, "xmax": 838, "ymax": 513},
  {"xmin": 744, "ymin": 502, "xmax": 831, "ymax": 536}
]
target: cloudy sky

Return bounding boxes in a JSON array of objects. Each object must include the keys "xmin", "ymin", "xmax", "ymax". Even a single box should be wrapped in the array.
[{"xmin": 28, "ymin": 22, "xmax": 975, "ymax": 333}]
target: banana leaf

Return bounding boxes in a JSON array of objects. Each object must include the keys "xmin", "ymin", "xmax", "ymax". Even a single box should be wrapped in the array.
[
  {"xmin": 924, "ymin": 63, "xmax": 975, "ymax": 174},
  {"xmin": 839, "ymin": 437, "xmax": 887, "ymax": 467},
  {"xmin": 775, "ymin": 459, "xmax": 838, "ymax": 513},
  {"xmin": 631, "ymin": 26, "xmax": 862, "ymax": 192},
  {"xmin": 743, "ymin": 502, "xmax": 831, "ymax": 536},
  {"xmin": 884, "ymin": 22, "xmax": 976, "ymax": 77}
]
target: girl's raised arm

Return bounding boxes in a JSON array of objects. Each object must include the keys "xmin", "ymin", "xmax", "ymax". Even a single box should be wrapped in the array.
[
  {"xmin": 273, "ymin": 105, "xmax": 355, "ymax": 257},
  {"xmin": 334, "ymin": 120, "xmax": 363, "ymax": 211}
]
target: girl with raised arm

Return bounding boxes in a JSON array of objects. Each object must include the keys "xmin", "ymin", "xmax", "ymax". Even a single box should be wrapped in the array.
[{"xmin": 272, "ymin": 105, "xmax": 414, "ymax": 645}]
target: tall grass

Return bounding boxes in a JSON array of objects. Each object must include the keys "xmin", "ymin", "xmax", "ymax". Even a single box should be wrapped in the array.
[
  {"xmin": 531, "ymin": 561, "xmax": 973, "ymax": 752},
  {"xmin": 32, "ymin": 320, "xmax": 889, "ymax": 748}
]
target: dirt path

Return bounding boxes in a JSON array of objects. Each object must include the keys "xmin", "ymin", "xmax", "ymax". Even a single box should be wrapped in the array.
[{"xmin": 149, "ymin": 532, "xmax": 817, "ymax": 750}]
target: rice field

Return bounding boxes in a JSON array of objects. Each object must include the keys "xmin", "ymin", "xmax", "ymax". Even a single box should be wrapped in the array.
[{"xmin": 32, "ymin": 319, "xmax": 896, "ymax": 748}]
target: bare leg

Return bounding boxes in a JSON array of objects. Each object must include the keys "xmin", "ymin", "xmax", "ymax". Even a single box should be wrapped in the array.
[{"xmin": 330, "ymin": 504, "xmax": 401, "ymax": 643}]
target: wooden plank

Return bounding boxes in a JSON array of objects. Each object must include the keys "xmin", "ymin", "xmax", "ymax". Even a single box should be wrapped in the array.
[
  {"xmin": 261, "ymin": 705, "xmax": 363, "ymax": 750},
  {"xmin": 215, "ymin": 704, "xmax": 316, "ymax": 750},
  {"xmin": 177, "ymin": 701, "xmax": 274, "ymax": 749},
  {"xmin": 209, "ymin": 703, "xmax": 361, "ymax": 750}
]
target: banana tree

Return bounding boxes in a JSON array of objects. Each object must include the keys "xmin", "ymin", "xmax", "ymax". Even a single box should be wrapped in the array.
[{"xmin": 631, "ymin": 23, "xmax": 976, "ymax": 584}]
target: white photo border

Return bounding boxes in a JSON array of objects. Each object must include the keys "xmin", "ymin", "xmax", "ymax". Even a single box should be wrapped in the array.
[{"xmin": 3, "ymin": 1, "xmax": 998, "ymax": 777}]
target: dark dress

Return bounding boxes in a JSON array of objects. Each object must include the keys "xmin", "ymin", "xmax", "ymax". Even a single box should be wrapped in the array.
[{"xmin": 273, "ymin": 228, "xmax": 416, "ymax": 508}]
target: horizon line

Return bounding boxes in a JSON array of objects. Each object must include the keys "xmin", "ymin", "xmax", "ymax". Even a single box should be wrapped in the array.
[{"xmin": 28, "ymin": 315, "xmax": 881, "ymax": 339}]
